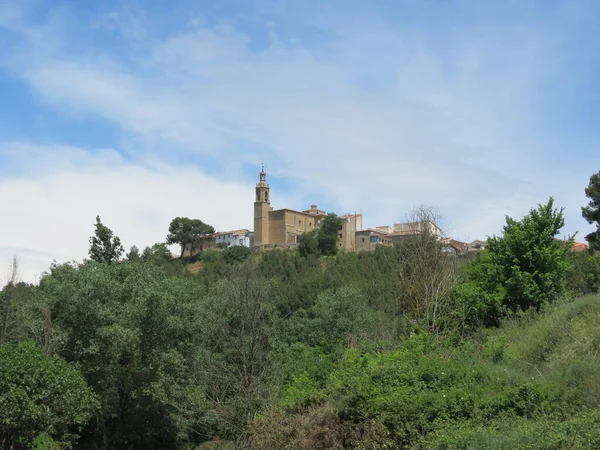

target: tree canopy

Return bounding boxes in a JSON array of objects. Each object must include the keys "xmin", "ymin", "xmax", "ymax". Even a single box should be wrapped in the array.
[
  {"xmin": 317, "ymin": 213, "xmax": 344, "ymax": 256},
  {"xmin": 582, "ymin": 171, "xmax": 600, "ymax": 251},
  {"xmin": 166, "ymin": 217, "xmax": 215, "ymax": 258},
  {"xmin": 0, "ymin": 340, "xmax": 97, "ymax": 449},
  {"xmin": 88, "ymin": 216, "xmax": 124, "ymax": 263},
  {"xmin": 456, "ymin": 197, "xmax": 572, "ymax": 327}
]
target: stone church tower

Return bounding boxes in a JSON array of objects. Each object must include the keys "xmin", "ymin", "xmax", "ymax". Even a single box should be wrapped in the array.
[{"xmin": 253, "ymin": 165, "xmax": 271, "ymax": 247}]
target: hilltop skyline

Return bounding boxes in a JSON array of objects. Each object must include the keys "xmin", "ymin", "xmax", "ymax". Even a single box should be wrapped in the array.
[{"xmin": 1, "ymin": 0, "xmax": 599, "ymax": 282}]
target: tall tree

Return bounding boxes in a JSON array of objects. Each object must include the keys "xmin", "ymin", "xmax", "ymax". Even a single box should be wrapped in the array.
[
  {"xmin": 0, "ymin": 256, "xmax": 26, "ymax": 344},
  {"xmin": 582, "ymin": 171, "xmax": 600, "ymax": 251},
  {"xmin": 166, "ymin": 217, "xmax": 215, "ymax": 258},
  {"xmin": 126, "ymin": 245, "xmax": 141, "ymax": 261},
  {"xmin": 88, "ymin": 216, "xmax": 124, "ymax": 263},
  {"xmin": 317, "ymin": 213, "xmax": 344, "ymax": 256}
]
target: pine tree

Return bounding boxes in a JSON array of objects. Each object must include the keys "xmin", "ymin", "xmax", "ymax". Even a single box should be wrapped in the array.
[{"xmin": 582, "ymin": 171, "xmax": 600, "ymax": 251}]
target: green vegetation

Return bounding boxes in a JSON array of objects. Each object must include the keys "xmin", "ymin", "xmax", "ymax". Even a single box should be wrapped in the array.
[
  {"xmin": 0, "ymin": 341, "xmax": 97, "ymax": 449},
  {"xmin": 298, "ymin": 213, "xmax": 344, "ymax": 257},
  {"xmin": 1, "ymin": 195, "xmax": 600, "ymax": 449},
  {"xmin": 167, "ymin": 217, "xmax": 215, "ymax": 258},
  {"xmin": 88, "ymin": 216, "xmax": 124, "ymax": 263},
  {"xmin": 455, "ymin": 198, "xmax": 573, "ymax": 328},
  {"xmin": 582, "ymin": 170, "xmax": 600, "ymax": 251}
]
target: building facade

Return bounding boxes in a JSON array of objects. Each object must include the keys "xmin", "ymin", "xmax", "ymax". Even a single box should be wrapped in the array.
[
  {"xmin": 253, "ymin": 168, "xmax": 362, "ymax": 250},
  {"xmin": 215, "ymin": 229, "xmax": 254, "ymax": 247}
]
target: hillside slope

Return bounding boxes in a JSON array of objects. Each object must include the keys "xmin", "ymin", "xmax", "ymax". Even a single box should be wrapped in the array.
[{"xmin": 244, "ymin": 294, "xmax": 600, "ymax": 450}]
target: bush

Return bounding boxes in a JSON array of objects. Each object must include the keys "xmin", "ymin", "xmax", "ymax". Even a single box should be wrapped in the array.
[
  {"xmin": 565, "ymin": 251, "xmax": 600, "ymax": 295},
  {"xmin": 424, "ymin": 410, "xmax": 600, "ymax": 449},
  {"xmin": 222, "ymin": 245, "xmax": 252, "ymax": 264}
]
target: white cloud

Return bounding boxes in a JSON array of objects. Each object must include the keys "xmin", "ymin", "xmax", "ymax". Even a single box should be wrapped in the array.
[{"xmin": 0, "ymin": 143, "xmax": 275, "ymax": 283}]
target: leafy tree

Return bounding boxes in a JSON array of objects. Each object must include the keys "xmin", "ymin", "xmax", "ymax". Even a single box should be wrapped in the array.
[
  {"xmin": 126, "ymin": 245, "xmax": 141, "ymax": 261},
  {"xmin": 298, "ymin": 230, "xmax": 319, "ymax": 258},
  {"xmin": 317, "ymin": 213, "xmax": 343, "ymax": 256},
  {"xmin": 222, "ymin": 245, "xmax": 252, "ymax": 264},
  {"xmin": 565, "ymin": 251, "xmax": 600, "ymax": 295},
  {"xmin": 88, "ymin": 215, "xmax": 124, "ymax": 263},
  {"xmin": 0, "ymin": 256, "xmax": 27, "ymax": 344},
  {"xmin": 457, "ymin": 197, "xmax": 572, "ymax": 326},
  {"xmin": 582, "ymin": 171, "xmax": 600, "ymax": 251},
  {"xmin": 0, "ymin": 340, "xmax": 97, "ymax": 449},
  {"xmin": 38, "ymin": 260, "xmax": 212, "ymax": 448},
  {"xmin": 166, "ymin": 217, "xmax": 215, "ymax": 258}
]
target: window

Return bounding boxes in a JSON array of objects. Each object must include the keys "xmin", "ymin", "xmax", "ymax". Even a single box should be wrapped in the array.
[
  {"xmin": 361, "ymin": 238, "xmax": 365, "ymax": 242},
  {"xmin": 370, "ymin": 236, "xmax": 378, "ymax": 243},
  {"xmin": 239, "ymin": 239, "xmax": 244, "ymax": 245},
  {"xmin": 339, "ymin": 233, "xmax": 343, "ymax": 238}
]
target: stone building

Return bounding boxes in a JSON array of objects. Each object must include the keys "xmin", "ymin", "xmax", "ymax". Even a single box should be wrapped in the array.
[{"xmin": 253, "ymin": 167, "xmax": 362, "ymax": 250}]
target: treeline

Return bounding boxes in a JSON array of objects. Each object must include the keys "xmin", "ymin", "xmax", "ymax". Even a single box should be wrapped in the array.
[{"xmin": 1, "ymin": 173, "xmax": 600, "ymax": 449}]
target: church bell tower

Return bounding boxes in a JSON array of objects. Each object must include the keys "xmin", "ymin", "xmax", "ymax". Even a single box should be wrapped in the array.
[{"xmin": 254, "ymin": 165, "xmax": 271, "ymax": 247}]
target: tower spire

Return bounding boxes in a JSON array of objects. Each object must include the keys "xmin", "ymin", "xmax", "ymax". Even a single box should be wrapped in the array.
[{"xmin": 256, "ymin": 164, "xmax": 270, "ymax": 203}]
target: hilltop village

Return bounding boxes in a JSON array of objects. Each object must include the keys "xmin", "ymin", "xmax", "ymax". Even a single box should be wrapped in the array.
[{"xmin": 183, "ymin": 167, "xmax": 490, "ymax": 257}]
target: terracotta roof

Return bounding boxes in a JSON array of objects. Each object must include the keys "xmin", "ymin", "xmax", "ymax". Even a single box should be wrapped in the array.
[
  {"xmin": 469, "ymin": 240, "xmax": 487, "ymax": 246},
  {"xmin": 572, "ymin": 242, "xmax": 589, "ymax": 252},
  {"xmin": 356, "ymin": 228, "xmax": 386, "ymax": 235},
  {"xmin": 447, "ymin": 239, "xmax": 468, "ymax": 248}
]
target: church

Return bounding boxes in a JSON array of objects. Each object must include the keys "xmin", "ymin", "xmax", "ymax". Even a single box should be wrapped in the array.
[{"xmin": 253, "ymin": 167, "xmax": 363, "ymax": 251}]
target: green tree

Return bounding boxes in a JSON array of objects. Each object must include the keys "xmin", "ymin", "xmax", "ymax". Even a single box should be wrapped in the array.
[
  {"xmin": 0, "ymin": 256, "xmax": 26, "ymax": 344},
  {"xmin": 582, "ymin": 171, "xmax": 600, "ymax": 251},
  {"xmin": 126, "ymin": 245, "xmax": 141, "ymax": 261},
  {"xmin": 88, "ymin": 215, "xmax": 124, "ymax": 263},
  {"xmin": 317, "ymin": 213, "xmax": 343, "ymax": 256},
  {"xmin": 458, "ymin": 197, "xmax": 572, "ymax": 326},
  {"xmin": 166, "ymin": 217, "xmax": 215, "ymax": 258},
  {"xmin": 0, "ymin": 341, "xmax": 97, "ymax": 449},
  {"xmin": 38, "ymin": 260, "xmax": 212, "ymax": 448},
  {"xmin": 298, "ymin": 230, "xmax": 319, "ymax": 258}
]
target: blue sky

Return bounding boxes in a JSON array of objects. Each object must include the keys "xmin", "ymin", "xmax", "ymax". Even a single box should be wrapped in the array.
[{"xmin": 1, "ymin": 0, "xmax": 599, "ymax": 282}]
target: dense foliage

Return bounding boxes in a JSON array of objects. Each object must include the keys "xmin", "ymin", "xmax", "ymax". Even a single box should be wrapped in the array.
[
  {"xmin": 167, "ymin": 217, "xmax": 215, "ymax": 258},
  {"xmin": 88, "ymin": 216, "xmax": 124, "ymax": 263},
  {"xmin": 582, "ymin": 170, "xmax": 600, "ymax": 251},
  {"xmin": 1, "ymin": 197, "xmax": 600, "ymax": 449},
  {"xmin": 0, "ymin": 341, "xmax": 97, "ymax": 449},
  {"xmin": 298, "ymin": 213, "xmax": 344, "ymax": 257},
  {"xmin": 455, "ymin": 198, "xmax": 573, "ymax": 328}
]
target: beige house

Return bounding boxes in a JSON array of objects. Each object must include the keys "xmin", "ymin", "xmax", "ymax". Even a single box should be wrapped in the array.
[
  {"xmin": 355, "ymin": 229, "xmax": 392, "ymax": 252},
  {"xmin": 253, "ymin": 168, "xmax": 362, "ymax": 250}
]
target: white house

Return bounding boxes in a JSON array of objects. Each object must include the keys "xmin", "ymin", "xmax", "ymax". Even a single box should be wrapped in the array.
[{"xmin": 215, "ymin": 229, "xmax": 254, "ymax": 248}]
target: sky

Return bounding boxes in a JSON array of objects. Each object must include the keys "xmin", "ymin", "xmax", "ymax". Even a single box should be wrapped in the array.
[{"xmin": 1, "ymin": 0, "xmax": 599, "ymax": 284}]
